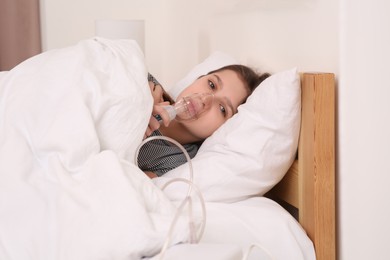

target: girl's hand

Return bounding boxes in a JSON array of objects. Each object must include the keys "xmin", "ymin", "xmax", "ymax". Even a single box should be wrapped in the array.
[
  {"xmin": 149, "ymin": 81, "xmax": 164, "ymax": 104},
  {"xmin": 144, "ymin": 101, "xmax": 171, "ymax": 139}
]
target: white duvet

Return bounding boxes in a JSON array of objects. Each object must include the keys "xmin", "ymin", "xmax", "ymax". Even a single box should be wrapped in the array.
[{"xmin": 0, "ymin": 38, "xmax": 191, "ymax": 259}]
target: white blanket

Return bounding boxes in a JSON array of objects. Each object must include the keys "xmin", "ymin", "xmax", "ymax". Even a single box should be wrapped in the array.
[{"xmin": 0, "ymin": 38, "xmax": 190, "ymax": 259}]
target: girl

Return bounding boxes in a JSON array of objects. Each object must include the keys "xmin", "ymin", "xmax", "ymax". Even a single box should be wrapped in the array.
[{"xmin": 139, "ymin": 65, "xmax": 270, "ymax": 178}]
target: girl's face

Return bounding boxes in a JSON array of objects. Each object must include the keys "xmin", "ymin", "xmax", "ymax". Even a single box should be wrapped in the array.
[{"xmin": 176, "ymin": 69, "xmax": 248, "ymax": 141}]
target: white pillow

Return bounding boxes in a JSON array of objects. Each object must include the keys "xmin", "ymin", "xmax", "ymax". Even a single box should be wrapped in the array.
[
  {"xmin": 153, "ymin": 53, "xmax": 301, "ymax": 203},
  {"xmin": 168, "ymin": 51, "xmax": 237, "ymax": 100}
]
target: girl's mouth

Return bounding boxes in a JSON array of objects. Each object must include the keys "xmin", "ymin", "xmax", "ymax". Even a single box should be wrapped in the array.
[
  {"xmin": 175, "ymin": 92, "xmax": 214, "ymax": 121},
  {"xmin": 185, "ymin": 99, "xmax": 198, "ymax": 119}
]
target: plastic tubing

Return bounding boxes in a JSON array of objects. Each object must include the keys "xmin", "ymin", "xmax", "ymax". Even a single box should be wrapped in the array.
[
  {"xmin": 158, "ymin": 179, "xmax": 207, "ymax": 260},
  {"xmin": 135, "ymin": 135, "xmax": 206, "ymax": 260},
  {"xmin": 134, "ymin": 135, "xmax": 194, "ymax": 195}
]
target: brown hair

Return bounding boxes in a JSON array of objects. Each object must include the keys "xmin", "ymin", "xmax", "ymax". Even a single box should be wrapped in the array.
[{"xmin": 207, "ymin": 64, "xmax": 270, "ymax": 102}]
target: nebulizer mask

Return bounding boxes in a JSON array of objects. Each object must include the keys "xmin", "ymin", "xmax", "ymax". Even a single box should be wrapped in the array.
[{"xmin": 155, "ymin": 92, "xmax": 214, "ymax": 123}]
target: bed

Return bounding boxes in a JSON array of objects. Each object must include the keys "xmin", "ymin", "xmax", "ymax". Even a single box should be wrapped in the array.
[
  {"xmin": 150, "ymin": 65, "xmax": 336, "ymax": 259},
  {"xmin": 267, "ymin": 72, "xmax": 336, "ymax": 260},
  {"xmin": 0, "ymin": 38, "xmax": 335, "ymax": 260}
]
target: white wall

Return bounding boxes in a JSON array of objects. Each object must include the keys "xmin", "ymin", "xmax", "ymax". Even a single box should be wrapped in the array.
[
  {"xmin": 339, "ymin": 0, "xmax": 390, "ymax": 259},
  {"xmin": 39, "ymin": 0, "xmax": 203, "ymax": 87},
  {"xmin": 39, "ymin": 0, "xmax": 338, "ymax": 87},
  {"xmin": 39, "ymin": 0, "xmax": 390, "ymax": 258}
]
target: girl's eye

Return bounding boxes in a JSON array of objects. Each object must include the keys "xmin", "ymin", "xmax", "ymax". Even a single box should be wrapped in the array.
[
  {"xmin": 219, "ymin": 104, "xmax": 226, "ymax": 116},
  {"xmin": 208, "ymin": 80, "xmax": 216, "ymax": 90}
]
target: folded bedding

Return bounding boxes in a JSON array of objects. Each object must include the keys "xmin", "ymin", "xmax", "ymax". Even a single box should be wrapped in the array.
[{"xmin": 0, "ymin": 38, "xmax": 192, "ymax": 259}]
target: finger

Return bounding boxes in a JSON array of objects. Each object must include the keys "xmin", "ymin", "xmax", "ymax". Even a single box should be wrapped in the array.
[
  {"xmin": 159, "ymin": 101, "xmax": 171, "ymax": 106},
  {"xmin": 153, "ymin": 106, "xmax": 171, "ymax": 127},
  {"xmin": 152, "ymin": 101, "xmax": 171, "ymax": 113},
  {"xmin": 149, "ymin": 116, "xmax": 161, "ymax": 131},
  {"xmin": 144, "ymin": 126, "xmax": 152, "ymax": 138},
  {"xmin": 148, "ymin": 81, "xmax": 156, "ymax": 91},
  {"xmin": 144, "ymin": 115, "xmax": 159, "ymax": 137},
  {"xmin": 149, "ymin": 84, "xmax": 164, "ymax": 104},
  {"xmin": 154, "ymin": 85, "xmax": 164, "ymax": 102}
]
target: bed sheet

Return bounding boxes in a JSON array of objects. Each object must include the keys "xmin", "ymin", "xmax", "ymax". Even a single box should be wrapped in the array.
[
  {"xmin": 201, "ymin": 197, "xmax": 315, "ymax": 259},
  {"xmin": 0, "ymin": 38, "xmax": 194, "ymax": 259},
  {"xmin": 149, "ymin": 197, "xmax": 315, "ymax": 260}
]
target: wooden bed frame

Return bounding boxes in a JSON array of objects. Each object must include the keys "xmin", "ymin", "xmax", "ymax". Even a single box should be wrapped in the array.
[{"xmin": 267, "ymin": 72, "xmax": 336, "ymax": 260}]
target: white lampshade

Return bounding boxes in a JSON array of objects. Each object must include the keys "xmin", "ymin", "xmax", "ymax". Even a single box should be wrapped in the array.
[{"xmin": 95, "ymin": 19, "xmax": 145, "ymax": 52}]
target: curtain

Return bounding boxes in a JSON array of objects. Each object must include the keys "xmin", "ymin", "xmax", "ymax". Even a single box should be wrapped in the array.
[{"xmin": 0, "ymin": 0, "xmax": 42, "ymax": 71}]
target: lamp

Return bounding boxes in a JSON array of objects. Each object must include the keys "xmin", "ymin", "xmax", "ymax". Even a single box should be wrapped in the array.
[{"xmin": 95, "ymin": 19, "xmax": 145, "ymax": 53}]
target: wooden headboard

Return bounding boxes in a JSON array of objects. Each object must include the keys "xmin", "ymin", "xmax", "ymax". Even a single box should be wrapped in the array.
[{"xmin": 267, "ymin": 72, "xmax": 336, "ymax": 260}]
